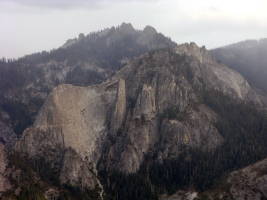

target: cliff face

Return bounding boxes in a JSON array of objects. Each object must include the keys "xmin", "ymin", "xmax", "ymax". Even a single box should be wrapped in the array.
[
  {"xmin": 14, "ymin": 43, "xmax": 266, "ymax": 199},
  {"xmin": 176, "ymin": 43, "xmax": 261, "ymax": 102},
  {"xmin": 104, "ymin": 43, "xmax": 262, "ymax": 174},
  {"xmin": 0, "ymin": 23, "xmax": 175, "ymax": 137},
  {"xmin": 15, "ymin": 80, "xmax": 126, "ymax": 190}
]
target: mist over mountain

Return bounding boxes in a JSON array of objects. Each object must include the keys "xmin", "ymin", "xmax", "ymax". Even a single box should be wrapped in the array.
[
  {"xmin": 211, "ymin": 39, "xmax": 267, "ymax": 93},
  {"xmin": 1, "ymin": 23, "xmax": 267, "ymax": 200}
]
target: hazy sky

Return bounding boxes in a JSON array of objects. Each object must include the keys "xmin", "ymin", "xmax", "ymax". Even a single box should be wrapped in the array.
[{"xmin": 1, "ymin": 0, "xmax": 267, "ymax": 58}]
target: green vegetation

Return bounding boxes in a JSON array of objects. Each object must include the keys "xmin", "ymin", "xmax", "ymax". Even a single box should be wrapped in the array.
[
  {"xmin": 8, "ymin": 152, "xmax": 102, "ymax": 200},
  {"xmin": 150, "ymin": 90, "xmax": 267, "ymax": 192},
  {"xmin": 6, "ymin": 153, "xmax": 47, "ymax": 200},
  {"xmin": 17, "ymin": 184, "xmax": 46, "ymax": 200},
  {"xmin": 159, "ymin": 105, "xmax": 189, "ymax": 121},
  {"xmin": 100, "ymin": 170, "xmax": 158, "ymax": 200},
  {"xmin": 60, "ymin": 185, "xmax": 101, "ymax": 200},
  {"xmin": 101, "ymin": 89, "xmax": 267, "ymax": 200},
  {"xmin": 1, "ymin": 102, "xmax": 33, "ymax": 135}
]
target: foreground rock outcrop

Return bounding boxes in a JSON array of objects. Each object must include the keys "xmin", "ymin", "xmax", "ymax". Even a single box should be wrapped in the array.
[
  {"xmin": 160, "ymin": 157, "xmax": 267, "ymax": 200},
  {"xmin": 227, "ymin": 157, "xmax": 267, "ymax": 200},
  {"xmin": 193, "ymin": 157, "xmax": 267, "ymax": 200}
]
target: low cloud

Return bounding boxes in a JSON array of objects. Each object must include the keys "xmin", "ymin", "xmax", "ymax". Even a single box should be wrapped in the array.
[
  {"xmin": 3, "ymin": 0, "xmax": 105, "ymax": 9},
  {"xmin": 1, "ymin": 0, "xmax": 155, "ymax": 9},
  {"xmin": 0, "ymin": 0, "xmax": 266, "ymax": 58}
]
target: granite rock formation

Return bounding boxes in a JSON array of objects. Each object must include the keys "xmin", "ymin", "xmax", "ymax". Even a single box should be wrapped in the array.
[{"xmin": 14, "ymin": 43, "xmax": 266, "ymax": 198}]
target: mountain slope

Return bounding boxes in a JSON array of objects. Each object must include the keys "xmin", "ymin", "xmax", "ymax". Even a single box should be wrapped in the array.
[
  {"xmin": 161, "ymin": 157, "xmax": 267, "ymax": 200},
  {"xmin": 211, "ymin": 39, "xmax": 267, "ymax": 93},
  {"xmin": 0, "ymin": 23, "xmax": 176, "ymax": 136},
  {"xmin": 9, "ymin": 43, "xmax": 267, "ymax": 200}
]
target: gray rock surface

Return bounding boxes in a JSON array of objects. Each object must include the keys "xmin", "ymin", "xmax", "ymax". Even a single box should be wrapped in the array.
[
  {"xmin": 176, "ymin": 43, "xmax": 262, "ymax": 103},
  {"xmin": 14, "ymin": 43, "xmax": 266, "ymax": 196},
  {"xmin": 0, "ymin": 23, "xmax": 176, "ymax": 139},
  {"xmin": 16, "ymin": 80, "xmax": 122, "ymax": 191}
]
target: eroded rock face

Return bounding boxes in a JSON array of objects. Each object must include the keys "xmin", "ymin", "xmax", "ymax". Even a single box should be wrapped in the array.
[
  {"xmin": 17, "ymin": 81, "xmax": 120, "ymax": 159},
  {"xmin": 158, "ymin": 105, "xmax": 222, "ymax": 160},
  {"xmin": 105, "ymin": 45, "xmax": 262, "ymax": 173},
  {"xmin": 15, "ymin": 80, "xmax": 124, "ymax": 191},
  {"xmin": 59, "ymin": 149, "xmax": 99, "ymax": 189},
  {"xmin": 15, "ymin": 44, "xmax": 265, "ymax": 194},
  {"xmin": 176, "ymin": 43, "xmax": 261, "ymax": 103},
  {"xmin": 176, "ymin": 42, "xmax": 212, "ymax": 64},
  {"xmin": 0, "ymin": 23, "xmax": 176, "ymax": 138},
  {"xmin": 111, "ymin": 79, "xmax": 127, "ymax": 134},
  {"xmin": 106, "ymin": 83, "xmax": 158, "ymax": 173}
]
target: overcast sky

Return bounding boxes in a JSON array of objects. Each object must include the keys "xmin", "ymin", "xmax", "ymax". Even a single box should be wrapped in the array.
[{"xmin": 1, "ymin": 0, "xmax": 267, "ymax": 58}]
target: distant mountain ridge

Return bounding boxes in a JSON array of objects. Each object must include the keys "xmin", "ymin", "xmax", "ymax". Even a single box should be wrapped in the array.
[
  {"xmin": 21, "ymin": 23, "xmax": 176, "ymax": 71},
  {"xmin": 211, "ymin": 38, "xmax": 267, "ymax": 93}
]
